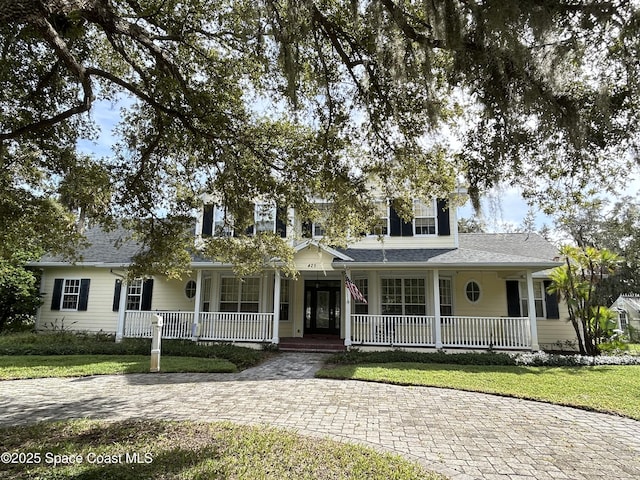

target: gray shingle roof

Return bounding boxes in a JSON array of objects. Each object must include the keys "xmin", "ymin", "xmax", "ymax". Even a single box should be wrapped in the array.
[
  {"xmin": 334, "ymin": 233, "xmax": 560, "ymax": 268},
  {"xmin": 33, "ymin": 227, "xmax": 560, "ymax": 270},
  {"xmin": 36, "ymin": 226, "xmax": 143, "ymax": 265}
]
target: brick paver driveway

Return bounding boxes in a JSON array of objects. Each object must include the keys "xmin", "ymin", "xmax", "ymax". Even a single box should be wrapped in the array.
[{"xmin": 1, "ymin": 353, "xmax": 639, "ymax": 479}]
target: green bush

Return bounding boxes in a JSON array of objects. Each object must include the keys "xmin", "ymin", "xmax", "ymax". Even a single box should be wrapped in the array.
[
  {"xmin": 327, "ymin": 349, "xmax": 517, "ymax": 366},
  {"xmin": 0, "ymin": 333, "xmax": 266, "ymax": 369}
]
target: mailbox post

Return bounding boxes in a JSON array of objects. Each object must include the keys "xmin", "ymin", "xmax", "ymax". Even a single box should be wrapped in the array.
[{"xmin": 150, "ymin": 314, "xmax": 163, "ymax": 372}]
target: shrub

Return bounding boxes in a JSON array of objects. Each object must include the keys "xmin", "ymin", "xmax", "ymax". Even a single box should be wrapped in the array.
[{"xmin": 0, "ymin": 333, "xmax": 266, "ymax": 369}]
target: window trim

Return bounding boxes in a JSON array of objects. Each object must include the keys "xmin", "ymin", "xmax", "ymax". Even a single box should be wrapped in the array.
[
  {"xmin": 439, "ymin": 277, "xmax": 453, "ymax": 316},
  {"xmin": 60, "ymin": 278, "xmax": 82, "ymax": 311},
  {"xmin": 519, "ymin": 280, "xmax": 546, "ymax": 319},
  {"xmin": 126, "ymin": 279, "xmax": 144, "ymax": 311},
  {"xmin": 219, "ymin": 277, "xmax": 261, "ymax": 313},
  {"xmin": 380, "ymin": 276, "xmax": 427, "ymax": 316},
  {"xmin": 413, "ymin": 198, "xmax": 437, "ymax": 236},
  {"xmin": 464, "ymin": 280, "xmax": 481, "ymax": 303},
  {"xmin": 279, "ymin": 279, "xmax": 290, "ymax": 321},
  {"xmin": 255, "ymin": 202, "xmax": 277, "ymax": 234},
  {"xmin": 368, "ymin": 200, "xmax": 390, "ymax": 237}
]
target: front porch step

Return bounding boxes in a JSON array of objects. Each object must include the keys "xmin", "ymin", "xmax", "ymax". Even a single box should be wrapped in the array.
[{"xmin": 279, "ymin": 337, "xmax": 347, "ymax": 353}]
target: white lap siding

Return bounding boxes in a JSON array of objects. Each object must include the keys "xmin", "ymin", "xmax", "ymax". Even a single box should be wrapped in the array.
[{"xmin": 37, "ymin": 267, "xmax": 197, "ymax": 334}]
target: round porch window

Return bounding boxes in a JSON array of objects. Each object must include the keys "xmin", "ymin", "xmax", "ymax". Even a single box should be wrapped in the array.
[
  {"xmin": 465, "ymin": 281, "xmax": 481, "ymax": 303},
  {"xmin": 185, "ymin": 280, "xmax": 197, "ymax": 299}
]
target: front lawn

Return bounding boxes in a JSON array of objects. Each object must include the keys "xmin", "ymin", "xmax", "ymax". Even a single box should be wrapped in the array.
[
  {"xmin": 0, "ymin": 419, "xmax": 444, "ymax": 480},
  {"xmin": 317, "ymin": 362, "xmax": 640, "ymax": 420},
  {"xmin": 0, "ymin": 355, "xmax": 236, "ymax": 380}
]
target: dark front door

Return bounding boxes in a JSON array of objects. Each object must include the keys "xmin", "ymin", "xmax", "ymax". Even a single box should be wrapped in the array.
[{"xmin": 304, "ymin": 280, "xmax": 341, "ymax": 335}]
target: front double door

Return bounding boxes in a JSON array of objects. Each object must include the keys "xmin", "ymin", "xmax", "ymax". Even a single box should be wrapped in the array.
[{"xmin": 304, "ymin": 280, "xmax": 341, "ymax": 335}]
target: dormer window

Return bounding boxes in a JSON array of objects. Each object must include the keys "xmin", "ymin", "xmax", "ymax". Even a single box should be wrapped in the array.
[{"xmin": 413, "ymin": 199, "xmax": 436, "ymax": 235}]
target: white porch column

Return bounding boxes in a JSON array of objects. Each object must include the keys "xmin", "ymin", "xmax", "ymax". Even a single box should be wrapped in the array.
[
  {"xmin": 344, "ymin": 270, "xmax": 352, "ymax": 347},
  {"xmin": 192, "ymin": 270, "xmax": 203, "ymax": 341},
  {"xmin": 433, "ymin": 269, "xmax": 442, "ymax": 348},
  {"xmin": 115, "ymin": 279, "xmax": 128, "ymax": 342},
  {"xmin": 526, "ymin": 270, "xmax": 540, "ymax": 351},
  {"xmin": 272, "ymin": 270, "xmax": 281, "ymax": 344}
]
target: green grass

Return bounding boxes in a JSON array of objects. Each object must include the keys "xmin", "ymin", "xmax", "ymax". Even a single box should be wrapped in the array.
[
  {"xmin": 0, "ymin": 419, "xmax": 444, "ymax": 480},
  {"xmin": 317, "ymin": 362, "xmax": 640, "ymax": 420},
  {"xmin": 0, "ymin": 355, "xmax": 236, "ymax": 380}
]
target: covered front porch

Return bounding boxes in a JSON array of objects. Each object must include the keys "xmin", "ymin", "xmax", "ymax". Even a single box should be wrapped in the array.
[{"xmin": 120, "ymin": 310, "xmax": 533, "ymax": 350}]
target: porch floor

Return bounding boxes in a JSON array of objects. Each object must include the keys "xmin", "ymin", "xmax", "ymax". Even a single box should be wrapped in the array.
[{"xmin": 279, "ymin": 335, "xmax": 346, "ymax": 353}]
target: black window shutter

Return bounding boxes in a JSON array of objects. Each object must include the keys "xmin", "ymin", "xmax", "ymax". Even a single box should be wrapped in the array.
[
  {"xmin": 390, "ymin": 205, "xmax": 413, "ymax": 237},
  {"xmin": 51, "ymin": 278, "xmax": 63, "ymax": 311},
  {"xmin": 543, "ymin": 280, "xmax": 560, "ymax": 319},
  {"xmin": 112, "ymin": 279, "xmax": 122, "ymax": 312},
  {"xmin": 302, "ymin": 221, "xmax": 312, "ymax": 238},
  {"xmin": 78, "ymin": 279, "xmax": 91, "ymax": 311},
  {"xmin": 202, "ymin": 205, "xmax": 214, "ymax": 236},
  {"xmin": 141, "ymin": 279, "xmax": 154, "ymax": 311},
  {"xmin": 276, "ymin": 207, "xmax": 287, "ymax": 238},
  {"xmin": 389, "ymin": 205, "xmax": 401, "ymax": 236},
  {"xmin": 437, "ymin": 199, "xmax": 451, "ymax": 236},
  {"xmin": 506, "ymin": 281, "xmax": 521, "ymax": 316}
]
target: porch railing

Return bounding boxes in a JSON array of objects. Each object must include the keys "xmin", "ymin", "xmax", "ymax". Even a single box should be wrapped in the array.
[
  {"xmin": 441, "ymin": 316, "xmax": 531, "ymax": 349},
  {"xmin": 351, "ymin": 314, "xmax": 436, "ymax": 346},
  {"xmin": 199, "ymin": 312, "xmax": 273, "ymax": 342},
  {"xmin": 123, "ymin": 311, "xmax": 531, "ymax": 349},
  {"xmin": 123, "ymin": 311, "xmax": 273, "ymax": 343},
  {"xmin": 351, "ymin": 315, "xmax": 531, "ymax": 349},
  {"xmin": 124, "ymin": 311, "xmax": 192, "ymax": 339}
]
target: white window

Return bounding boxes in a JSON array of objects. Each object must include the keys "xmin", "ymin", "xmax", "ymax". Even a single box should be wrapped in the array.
[
  {"xmin": 126, "ymin": 279, "xmax": 143, "ymax": 310},
  {"xmin": 61, "ymin": 279, "xmax": 81, "ymax": 310},
  {"xmin": 279, "ymin": 279, "xmax": 290, "ymax": 321},
  {"xmin": 213, "ymin": 205, "xmax": 233, "ymax": 237},
  {"xmin": 220, "ymin": 277, "xmax": 260, "ymax": 312},
  {"xmin": 439, "ymin": 278, "xmax": 453, "ymax": 316},
  {"xmin": 414, "ymin": 199, "xmax": 436, "ymax": 235},
  {"xmin": 370, "ymin": 200, "xmax": 389, "ymax": 236},
  {"xmin": 619, "ymin": 311, "xmax": 629, "ymax": 331},
  {"xmin": 351, "ymin": 278, "xmax": 369, "ymax": 314},
  {"xmin": 202, "ymin": 276, "xmax": 212, "ymax": 312},
  {"xmin": 519, "ymin": 281, "xmax": 545, "ymax": 318},
  {"xmin": 381, "ymin": 278, "xmax": 426, "ymax": 315},
  {"xmin": 255, "ymin": 203, "xmax": 277, "ymax": 233},
  {"xmin": 312, "ymin": 202, "xmax": 331, "ymax": 237}
]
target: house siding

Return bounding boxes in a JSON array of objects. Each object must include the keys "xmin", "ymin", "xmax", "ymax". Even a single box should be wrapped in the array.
[{"xmin": 38, "ymin": 267, "xmax": 120, "ymax": 333}]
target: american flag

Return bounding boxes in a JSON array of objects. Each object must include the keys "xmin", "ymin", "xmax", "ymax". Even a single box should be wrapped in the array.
[{"xmin": 345, "ymin": 275, "xmax": 367, "ymax": 304}]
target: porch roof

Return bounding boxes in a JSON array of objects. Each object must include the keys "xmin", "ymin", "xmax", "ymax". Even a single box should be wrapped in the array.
[{"xmin": 333, "ymin": 233, "xmax": 561, "ymax": 270}]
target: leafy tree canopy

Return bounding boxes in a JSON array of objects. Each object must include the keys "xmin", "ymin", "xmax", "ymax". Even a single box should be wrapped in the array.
[{"xmin": 2, "ymin": 0, "xmax": 640, "ymax": 275}]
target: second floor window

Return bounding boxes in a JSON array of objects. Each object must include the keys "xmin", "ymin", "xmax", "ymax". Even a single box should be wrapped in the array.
[
  {"xmin": 414, "ymin": 199, "xmax": 436, "ymax": 235},
  {"xmin": 255, "ymin": 203, "xmax": 277, "ymax": 233}
]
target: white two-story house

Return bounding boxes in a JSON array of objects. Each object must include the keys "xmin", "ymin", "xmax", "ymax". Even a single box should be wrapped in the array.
[{"xmin": 33, "ymin": 196, "xmax": 577, "ymax": 351}]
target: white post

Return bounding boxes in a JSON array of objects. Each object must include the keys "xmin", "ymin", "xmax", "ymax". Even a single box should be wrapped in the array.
[
  {"xmin": 272, "ymin": 270, "xmax": 281, "ymax": 344},
  {"xmin": 150, "ymin": 314, "xmax": 163, "ymax": 372},
  {"xmin": 115, "ymin": 279, "xmax": 128, "ymax": 342},
  {"xmin": 192, "ymin": 270, "xmax": 203, "ymax": 341},
  {"xmin": 344, "ymin": 270, "xmax": 352, "ymax": 347},
  {"xmin": 526, "ymin": 270, "xmax": 540, "ymax": 351},
  {"xmin": 433, "ymin": 269, "xmax": 442, "ymax": 348}
]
